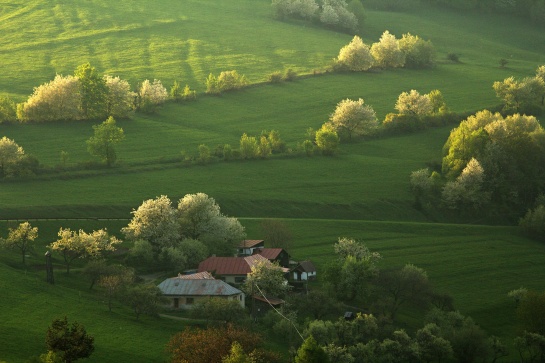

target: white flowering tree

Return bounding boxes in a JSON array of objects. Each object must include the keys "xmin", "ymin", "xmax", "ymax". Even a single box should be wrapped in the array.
[
  {"xmin": 50, "ymin": 228, "xmax": 121, "ymax": 274},
  {"xmin": 395, "ymin": 90, "xmax": 433, "ymax": 116},
  {"xmin": 370, "ymin": 31, "xmax": 405, "ymax": 69},
  {"xmin": 104, "ymin": 75, "xmax": 136, "ymax": 118},
  {"xmin": 138, "ymin": 79, "xmax": 168, "ymax": 113},
  {"xmin": 1, "ymin": 222, "xmax": 38, "ymax": 264},
  {"xmin": 336, "ymin": 36, "xmax": 374, "ymax": 71},
  {"xmin": 17, "ymin": 74, "xmax": 81, "ymax": 122},
  {"xmin": 327, "ymin": 98, "xmax": 378, "ymax": 141},
  {"xmin": 122, "ymin": 195, "xmax": 180, "ymax": 251},
  {"xmin": 0, "ymin": 136, "xmax": 24, "ymax": 177}
]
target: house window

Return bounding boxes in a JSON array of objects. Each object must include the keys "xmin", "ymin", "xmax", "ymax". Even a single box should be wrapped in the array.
[
  {"xmin": 235, "ymin": 276, "xmax": 246, "ymax": 283},
  {"xmin": 174, "ymin": 298, "xmax": 179, "ymax": 309},
  {"xmin": 186, "ymin": 297, "xmax": 194, "ymax": 305}
]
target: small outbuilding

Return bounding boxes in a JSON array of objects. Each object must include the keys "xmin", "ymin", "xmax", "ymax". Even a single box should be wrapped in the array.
[{"xmin": 291, "ymin": 260, "xmax": 317, "ymax": 281}]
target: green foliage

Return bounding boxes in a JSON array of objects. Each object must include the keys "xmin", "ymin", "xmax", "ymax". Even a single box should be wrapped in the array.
[
  {"xmin": 0, "ymin": 136, "xmax": 25, "ymax": 177},
  {"xmin": 327, "ymin": 98, "xmax": 378, "ymax": 141},
  {"xmin": 268, "ymin": 71, "xmax": 283, "ymax": 83},
  {"xmin": 86, "ymin": 116, "xmax": 125, "ymax": 167},
  {"xmin": 124, "ymin": 284, "xmax": 165, "ymax": 320},
  {"xmin": 1, "ymin": 221, "xmax": 38, "ymax": 265},
  {"xmin": 516, "ymin": 290, "xmax": 545, "ymax": 335},
  {"xmin": 243, "ymin": 260, "xmax": 291, "ymax": 298},
  {"xmin": 283, "ymin": 68, "xmax": 297, "ymax": 81},
  {"xmin": 198, "ymin": 144, "xmax": 212, "ymax": 164},
  {"xmin": 45, "ymin": 317, "xmax": 94, "ymax": 363},
  {"xmin": 295, "ymin": 336, "xmax": 329, "ymax": 363},
  {"xmin": 0, "ymin": 96, "xmax": 16, "ymax": 123},
  {"xmin": 398, "ymin": 33, "xmax": 436, "ymax": 69},
  {"xmin": 190, "ymin": 298, "xmax": 247, "ymax": 325},
  {"xmin": 315, "ymin": 125, "xmax": 339, "ymax": 155},
  {"xmin": 74, "ymin": 63, "xmax": 108, "ymax": 120},
  {"xmin": 519, "ymin": 205, "xmax": 545, "ymax": 241},
  {"xmin": 207, "ymin": 70, "xmax": 249, "ymax": 95},
  {"xmin": 239, "ymin": 133, "xmax": 259, "ymax": 159}
]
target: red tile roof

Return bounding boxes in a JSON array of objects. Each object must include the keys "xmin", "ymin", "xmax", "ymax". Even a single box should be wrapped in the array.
[
  {"xmin": 239, "ymin": 240, "xmax": 265, "ymax": 248},
  {"xmin": 198, "ymin": 254, "xmax": 269, "ymax": 275},
  {"xmin": 253, "ymin": 248, "xmax": 284, "ymax": 260}
]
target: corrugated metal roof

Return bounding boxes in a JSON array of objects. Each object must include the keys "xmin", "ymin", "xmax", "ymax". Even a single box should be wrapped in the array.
[
  {"xmin": 176, "ymin": 271, "xmax": 214, "ymax": 280},
  {"xmin": 157, "ymin": 278, "xmax": 243, "ymax": 296}
]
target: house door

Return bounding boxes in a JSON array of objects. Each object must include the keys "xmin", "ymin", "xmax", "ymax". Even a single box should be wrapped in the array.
[{"xmin": 174, "ymin": 298, "xmax": 179, "ymax": 309}]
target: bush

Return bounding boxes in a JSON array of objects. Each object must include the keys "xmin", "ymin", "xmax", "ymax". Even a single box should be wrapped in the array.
[
  {"xmin": 447, "ymin": 53, "xmax": 460, "ymax": 63},
  {"xmin": 519, "ymin": 205, "xmax": 545, "ymax": 241},
  {"xmin": 268, "ymin": 71, "xmax": 283, "ymax": 83},
  {"xmin": 283, "ymin": 68, "xmax": 297, "ymax": 81},
  {"xmin": 206, "ymin": 71, "xmax": 248, "ymax": 94},
  {"xmin": 0, "ymin": 96, "xmax": 17, "ymax": 123}
]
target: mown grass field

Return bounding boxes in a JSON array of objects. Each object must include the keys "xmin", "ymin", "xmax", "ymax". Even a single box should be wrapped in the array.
[{"xmin": 1, "ymin": 0, "xmax": 545, "ymax": 361}]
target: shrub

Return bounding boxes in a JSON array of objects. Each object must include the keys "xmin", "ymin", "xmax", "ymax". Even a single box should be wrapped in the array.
[
  {"xmin": 268, "ymin": 71, "xmax": 284, "ymax": 83},
  {"xmin": 302, "ymin": 140, "xmax": 314, "ymax": 156},
  {"xmin": 283, "ymin": 68, "xmax": 298, "ymax": 81},
  {"xmin": 519, "ymin": 204, "xmax": 545, "ymax": 241},
  {"xmin": 139, "ymin": 79, "xmax": 168, "ymax": 113},
  {"xmin": 399, "ymin": 33, "xmax": 436, "ymax": 69},
  {"xmin": 197, "ymin": 144, "xmax": 211, "ymax": 164},
  {"xmin": 239, "ymin": 133, "xmax": 259, "ymax": 159},
  {"xmin": 0, "ymin": 96, "xmax": 17, "ymax": 123},
  {"xmin": 447, "ymin": 53, "xmax": 460, "ymax": 63},
  {"xmin": 335, "ymin": 36, "xmax": 374, "ymax": 72}
]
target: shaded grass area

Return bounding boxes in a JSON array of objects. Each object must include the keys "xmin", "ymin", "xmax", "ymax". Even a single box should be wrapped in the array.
[
  {"xmin": 242, "ymin": 218, "xmax": 545, "ymax": 347},
  {"xmin": 0, "ymin": 126, "xmax": 450, "ymax": 220}
]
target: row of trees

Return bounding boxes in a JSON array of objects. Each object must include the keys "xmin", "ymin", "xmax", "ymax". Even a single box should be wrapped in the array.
[
  {"xmin": 0, "ymin": 63, "xmax": 198, "ymax": 124},
  {"xmin": 335, "ymin": 32, "xmax": 435, "ymax": 72},
  {"xmin": 272, "ymin": 0, "xmax": 365, "ymax": 33}
]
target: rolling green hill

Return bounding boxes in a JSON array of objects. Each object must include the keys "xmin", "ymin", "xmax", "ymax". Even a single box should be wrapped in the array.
[{"xmin": 1, "ymin": 0, "xmax": 545, "ymax": 361}]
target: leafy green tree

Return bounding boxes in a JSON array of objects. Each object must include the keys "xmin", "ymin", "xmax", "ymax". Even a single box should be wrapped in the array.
[
  {"xmin": 74, "ymin": 63, "xmax": 107, "ymax": 120},
  {"xmin": 182, "ymin": 84, "xmax": 197, "ymax": 101},
  {"xmin": 1, "ymin": 221, "xmax": 38, "ymax": 264},
  {"xmin": 441, "ymin": 157, "xmax": 490, "ymax": 211},
  {"xmin": 244, "ymin": 260, "xmax": 290, "ymax": 298},
  {"xmin": 98, "ymin": 265, "xmax": 134, "ymax": 312},
  {"xmin": 198, "ymin": 144, "xmax": 212, "ymax": 164},
  {"xmin": 124, "ymin": 283, "xmax": 165, "ymax": 320},
  {"xmin": 0, "ymin": 136, "xmax": 24, "ymax": 177},
  {"xmin": 205, "ymin": 73, "xmax": 220, "ymax": 94},
  {"xmin": 0, "ymin": 95, "xmax": 16, "ymax": 123},
  {"xmin": 327, "ymin": 98, "xmax": 378, "ymax": 141},
  {"xmin": 315, "ymin": 124, "xmax": 339, "ymax": 156},
  {"xmin": 304, "ymin": 320, "xmax": 337, "ymax": 346},
  {"xmin": 217, "ymin": 70, "xmax": 248, "ymax": 92},
  {"xmin": 415, "ymin": 323, "xmax": 453, "ymax": 363},
  {"xmin": 514, "ymin": 331, "xmax": 545, "ymax": 363},
  {"xmin": 323, "ymin": 344, "xmax": 354, "ymax": 363},
  {"xmin": 239, "ymin": 133, "xmax": 259, "ymax": 159},
  {"xmin": 295, "ymin": 336, "xmax": 330, "ymax": 363},
  {"xmin": 335, "ymin": 36, "xmax": 374, "ymax": 72},
  {"xmin": 258, "ymin": 136, "xmax": 272, "ymax": 159},
  {"xmin": 378, "ymin": 264, "xmax": 432, "ymax": 321},
  {"xmin": 45, "ymin": 317, "xmax": 94, "ymax": 363},
  {"xmin": 170, "ymin": 80, "xmax": 183, "ymax": 101},
  {"xmin": 104, "ymin": 75, "xmax": 135, "ymax": 118},
  {"xmin": 428, "ymin": 89, "xmax": 448, "ymax": 114},
  {"xmin": 519, "ymin": 204, "xmax": 545, "ymax": 241},
  {"xmin": 222, "ymin": 342, "xmax": 255, "ymax": 363},
  {"xmin": 370, "ymin": 31, "xmax": 405, "ymax": 69},
  {"xmin": 190, "ymin": 298, "xmax": 247, "ymax": 325},
  {"xmin": 398, "ymin": 33, "xmax": 435, "ymax": 69},
  {"xmin": 325, "ymin": 237, "xmax": 381, "ymax": 301},
  {"xmin": 177, "ymin": 193, "xmax": 245, "ymax": 255},
  {"xmin": 86, "ymin": 116, "xmax": 125, "ymax": 167},
  {"xmin": 517, "ymin": 290, "xmax": 545, "ymax": 335}
]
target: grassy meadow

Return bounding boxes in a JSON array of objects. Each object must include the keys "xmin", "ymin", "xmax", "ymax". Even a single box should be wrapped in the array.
[{"xmin": 1, "ymin": 0, "xmax": 545, "ymax": 361}]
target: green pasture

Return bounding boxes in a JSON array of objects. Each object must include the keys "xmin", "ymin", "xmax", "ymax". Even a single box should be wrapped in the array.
[
  {"xmin": 2, "ymin": 218, "xmax": 544, "ymax": 362},
  {"xmin": 1, "ymin": 1, "xmax": 545, "ymax": 361}
]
